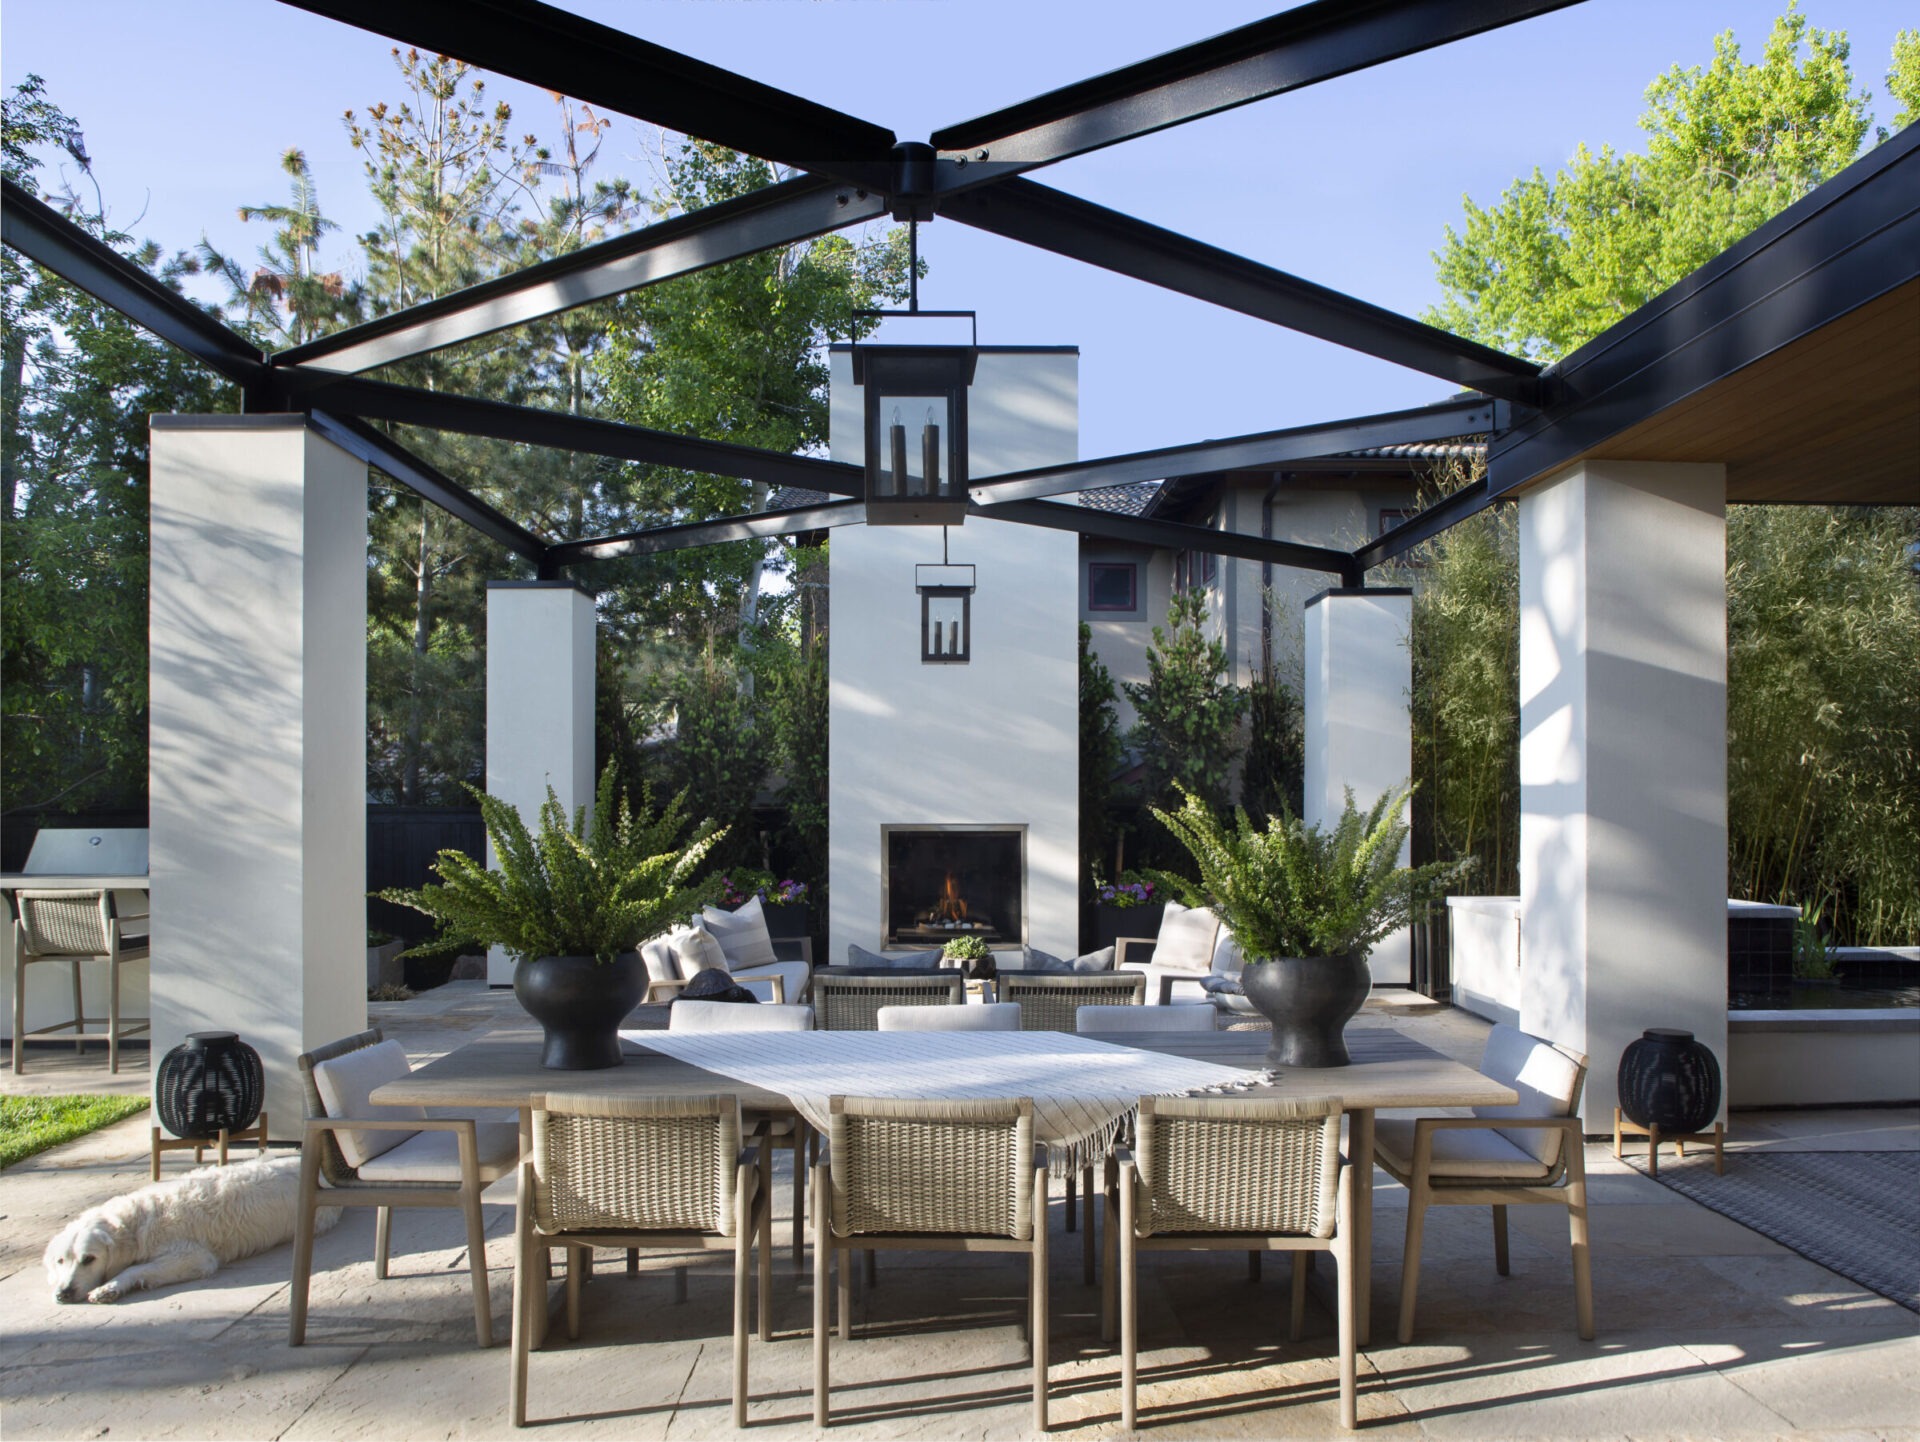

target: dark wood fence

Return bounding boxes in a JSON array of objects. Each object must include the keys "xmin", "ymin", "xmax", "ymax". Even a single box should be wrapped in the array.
[{"xmin": 367, "ymin": 807, "xmax": 484, "ymax": 946}]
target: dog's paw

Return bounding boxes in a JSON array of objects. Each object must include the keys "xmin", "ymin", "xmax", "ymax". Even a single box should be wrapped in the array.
[{"xmin": 87, "ymin": 1280, "xmax": 126, "ymax": 1304}]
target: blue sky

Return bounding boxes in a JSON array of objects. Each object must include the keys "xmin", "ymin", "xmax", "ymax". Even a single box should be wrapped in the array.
[{"xmin": 5, "ymin": 1, "xmax": 1913, "ymax": 462}]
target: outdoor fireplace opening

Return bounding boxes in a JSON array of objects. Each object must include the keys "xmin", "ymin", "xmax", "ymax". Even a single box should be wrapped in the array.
[{"xmin": 882, "ymin": 825, "xmax": 1027, "ymax": 949}]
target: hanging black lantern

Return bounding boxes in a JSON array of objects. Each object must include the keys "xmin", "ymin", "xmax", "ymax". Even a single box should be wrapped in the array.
[
  {"xmin": 853, "ymin": 341, "xmax": 976, "ymax": 526},
  {"xmin": 1617, "ymin": 1028, "xmax": 1721, "ymax": 1135},
  {"xmin": 916, "ymin": 563, "xmax": 975, "ymax": 664},
  {"xmin": 156, "ymin": 1031, "xmax": 264, "ymax": 1140}
]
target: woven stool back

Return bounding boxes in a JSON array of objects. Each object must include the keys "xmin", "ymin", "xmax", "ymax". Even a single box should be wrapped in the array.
[
  {"xmin": 813, "ymin": 973, "xmax": 964, "ymax": 1030},
  {"xmin": 532, "ymin": 1093, "xmax": 742, "ymax": 1236},
  {"xmin": 998, "ymin": 971, "xmax": 1147, "ymax": 1031},
  {"xmin": 1134, "ymin": 1094, "xmax": 1343, "ymax": 1239},
  {"xmin": 828, "ymin": 1095, "xmax": 1034, "ymax": 1240},
  {"xmin": 15, "ymin": 890, "xmax": 111, "ymax": 956}
]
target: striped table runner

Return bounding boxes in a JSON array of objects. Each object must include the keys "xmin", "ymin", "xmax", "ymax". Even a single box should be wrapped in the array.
[{"xmin": 625, "ymin": 1028, "xmax": 1255, "ymax": 1172}]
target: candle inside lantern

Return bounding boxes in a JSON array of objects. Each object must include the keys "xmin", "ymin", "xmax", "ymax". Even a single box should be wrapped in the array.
[
  {"xmin": 888, "ymin": 407, "xmax": 908, "ymax": 497},
  {"xmin": 948, "ymin": 619, "xmax": 960, "ymax": 656},
  {"xmin": 922, "ymin": 410, "xmax": 942, "ymax": 496}
]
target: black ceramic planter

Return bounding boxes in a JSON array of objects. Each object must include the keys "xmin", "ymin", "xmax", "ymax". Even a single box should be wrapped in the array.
[
  {"xmin": 514, "ymin": 952, "xmax": 647, "ymax": 1070},
  {"xmin": 1241, "ymin": 953, "xmax": 1371, "ymax": 1068}
]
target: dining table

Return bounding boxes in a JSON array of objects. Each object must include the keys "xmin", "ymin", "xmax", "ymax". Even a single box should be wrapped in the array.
[{"xmin": 372, "ymin": 1019, "xmax": 1517, "ymax": 1346}]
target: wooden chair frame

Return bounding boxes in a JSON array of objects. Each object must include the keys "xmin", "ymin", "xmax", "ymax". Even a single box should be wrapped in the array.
[
  {"xmin": 11, "ymin": 890, "xmax": 150, "ymax": 1074},
  {"xmin": 1375, "ymin": 1113, "xmax": 1594, "ymax": 1343}
]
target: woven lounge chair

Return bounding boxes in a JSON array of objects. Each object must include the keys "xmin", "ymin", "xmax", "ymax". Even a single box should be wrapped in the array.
[
  {"xmin": 811, "ymin": 971, "xmax": 963, "ymax": 1030},
  {"xmin": 813, "ymin": 1095, "xmax": 1051, "ymax": 1431},
  {"xmin": 997, "ymin": 970, "xmax": 1148, "ymax": 1031},
  {"xmin": 511, "ymin": 1092, "xmax": 770, "ymax": 1428},
  {"xmin": 1108, "ymin": 1095, "xmax": 1355, "ymax": 1431},
  {"xmin": 10, "ymin": 888, "xmax": 150, "ymax": 1073},
  {"xmin": 1373, "ymin": 1022, "xmax": 1593, "ymax": 1343},
  {"xmin": 290, "ymin": 1028, "xmax": 521, "ymax": 1347}
]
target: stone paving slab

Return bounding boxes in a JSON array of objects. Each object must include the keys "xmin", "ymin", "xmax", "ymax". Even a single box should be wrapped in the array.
[{"xmin": 4, "ymin": 989, "xmax": 1918, "ymax": 1439}]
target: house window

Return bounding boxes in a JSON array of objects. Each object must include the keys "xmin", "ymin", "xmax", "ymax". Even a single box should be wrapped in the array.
[
  {"xmin": 1376, "ymin": 507, "xmax": 1414, "ymax": 539},
  {"xmin": 1175, "ymin": 549, "xmax": 1218, "ymax": 593},
  {"xmin": 1086, "ymin": 562, "xmax": 1137, "ymax": 612}
]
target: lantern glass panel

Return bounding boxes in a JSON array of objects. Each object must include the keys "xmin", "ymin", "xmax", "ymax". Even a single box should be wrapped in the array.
[
  {"xmin": 872, "ymin": 394, "xmax": 955, "ymax": 499},
  {"xmin": 921, "ymin": 590, "xmax": 970, "ymax": 664}
]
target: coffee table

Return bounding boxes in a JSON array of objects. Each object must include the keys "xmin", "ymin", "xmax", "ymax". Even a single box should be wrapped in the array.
[{"xmin": 373, "ymin": 1021, "xmax": 1515, "ymax": 1344}]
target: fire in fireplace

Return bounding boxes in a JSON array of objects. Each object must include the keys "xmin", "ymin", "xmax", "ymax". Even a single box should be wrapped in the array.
[{"xmin": 882, "ymin": 825, "xmax": 1026, "ymax": 949}]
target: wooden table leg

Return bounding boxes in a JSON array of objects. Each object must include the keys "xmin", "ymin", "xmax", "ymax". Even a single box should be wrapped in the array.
[{"xmin": 1351, "ymin": 1109, "xmax": 1374, "ymax": 1348}]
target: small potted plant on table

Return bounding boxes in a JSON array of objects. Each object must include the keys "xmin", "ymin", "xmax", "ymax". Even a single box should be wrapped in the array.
[
  {"xmin": 1150, "ymin": 782, "xmax": 1468, "ymax": 1067},
  {"xmin": 381, "ymin": 766, "xmax": 724, "ymax": 1070},
  {"xmin": 942, "ymin": 933, "xmax": 995, "ymax": 981}
]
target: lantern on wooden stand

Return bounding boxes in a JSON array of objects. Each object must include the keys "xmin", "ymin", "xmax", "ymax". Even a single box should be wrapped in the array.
[{"xmin": 150, "ymin": 1030, "xmax": 269, "ymax": 1179}]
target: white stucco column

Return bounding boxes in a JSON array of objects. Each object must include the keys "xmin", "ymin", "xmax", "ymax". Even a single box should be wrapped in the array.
[
  {"xmin": 149, "ymin": 416, "xmax": 367, "ymax": 1140},
  {"xmin": 1518, "ymin": 460, "xmax": 1726, "ymax": 1128},
  {"xmin": 485, "ymin": 581, "xmax": 596, "ymax": 985},
  {"xmin": 1303, "ymin": 587, "xmax": 1414, "ymax": 984}
]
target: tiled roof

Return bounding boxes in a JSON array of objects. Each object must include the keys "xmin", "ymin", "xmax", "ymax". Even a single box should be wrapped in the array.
[
  {"xmin": 1075, "ymin": 481, "xmax": 1160, "ymax": 516},
  {"xmin": 1341, "ymin": 440, "xmax": 1487, "ymax": 460},
  {"xmin": 768, "ymin": 486, "xmax": 833, "ymax": 510}
]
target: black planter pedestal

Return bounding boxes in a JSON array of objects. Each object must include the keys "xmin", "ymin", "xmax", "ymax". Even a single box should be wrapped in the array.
[
  {"xmin": 149, "ymin": 1031, "xmax": 270, "ymax": 1179},
  {"xmin": 1240, "ymin": 954, "xmax": 1371, "ymax": 1068},
  {"xmin": 1613, "ymin": 1028, "xmax": 1726, "ymax": 1177},
  {"xmin": 515, "ymin": 952, "xmax": 648, "ymax": 1070}
]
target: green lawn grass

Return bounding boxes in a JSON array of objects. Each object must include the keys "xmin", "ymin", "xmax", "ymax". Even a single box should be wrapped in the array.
[{"xmin": 0, "ymin": 1095, "xmax": 149, "ymax": 1170}]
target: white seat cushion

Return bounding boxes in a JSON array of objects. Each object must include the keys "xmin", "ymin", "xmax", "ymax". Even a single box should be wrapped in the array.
[
  {"xmin": 671, "ymin": 1000, "xmax": 814, "ymax": 1032},
  {"xmin": 1374, "ymin": 1118, "xmax": 1554, "ymax": 1181},
  {"xmin": 877, "ymin": 1003, "xmax": 1020, "ymax": 1032},
  {"xmin": 355, "ymin": 1121, "xmax": 523, "ymax": 1184},
  {"xmin": 1475, "ymin": 1024, "xmax": 1585, "ymax": 1167},
  {"xmin": 1155, "ymin": 901, "xmax": 1221, "ymax": 973},
  {"xmin": 311, "ymin": 1040, "xmax": 426, "ymax": 1169},
  {"xmin": 1076, "ymin": 1003, "xmax": 1213, "ymax": 1033},
  {"xmin": 701, "ymin": 896, "xmax": 780, "ymax": 970}
]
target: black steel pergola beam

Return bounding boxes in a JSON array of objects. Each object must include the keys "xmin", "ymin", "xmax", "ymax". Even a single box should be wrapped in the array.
[
  {"xmin": 275, "ymin": 0, "xmax": 894, "ymax": 186},
  {"xmin": 277, "ymin": 177, "xmax": 889, "ymax": 374},
  {"xmin": 271, "ymin": 370, "xmax": 865, "ymax": 496},
  {"xmin": 942, "ymin": 178, "xmax": 1545, "ymax": 406},
  {"xmin": 2, "ymin": 177, "xmax": 268, "ymax": 392},
  {"xmin": 969, "ymin": 397, "xmax": 1497, "ymax": 504},
  {"xmin": 929, "ymin": 0, "xmax": 1582, "ymax": 185},
  {"xmin": 303, "ymin": 408, "xmax": 553, "ymax": 567},
  {"xmin": 979, "ymin": 497, "xmax": 1361, "ymax": 586},
  {"xmin": 547, "ymin": 500, "xmax": 867, "ymax": 568},
  {"xmin": 1488, "ymin": 122, "xmax": 1920, "ymax": 495}
]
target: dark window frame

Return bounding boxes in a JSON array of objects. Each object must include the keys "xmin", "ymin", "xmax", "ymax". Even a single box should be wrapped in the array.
[{"xmin": 1086, "ymin": 561, "xmax": 1139, "ymax": 612}]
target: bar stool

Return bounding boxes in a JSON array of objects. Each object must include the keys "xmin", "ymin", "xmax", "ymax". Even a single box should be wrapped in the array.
[{"xmin": 11, "ymin": 889, "xmax": 150, "ymax": 1074}]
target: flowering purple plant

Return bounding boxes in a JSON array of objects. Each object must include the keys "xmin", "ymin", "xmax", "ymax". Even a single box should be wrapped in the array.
[
  {"xmin": 1094, "ymin": 876, "xmax": 1157, "ymax": 909},
  {"xmin": 719, "ymin": 872, "xmax": 810, "ymax": 907}
]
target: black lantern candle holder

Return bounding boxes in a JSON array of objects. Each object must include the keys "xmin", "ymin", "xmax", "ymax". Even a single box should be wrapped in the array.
[
  {"xmin": 1613, "ymin": 1028, "xmax": 1725, "ymax": 1177},
  {"xmin": 916, "ymin": 563, "xmax": 975, "ymax": 664},
  {"xmin": 852, "ymin": 325, "xmax": 977, "ymax": 527},
  {"xmin": 150, "ymin": 1030, "xmax": 269, "ymax": 1178}
]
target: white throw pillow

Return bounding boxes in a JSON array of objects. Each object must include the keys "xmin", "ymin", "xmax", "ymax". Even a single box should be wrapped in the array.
[
  {"xmin": 640, "ymin": 929, "xmax": 687, "ymax": 987},
  {"xmin": 311, "ymin": 1039, "xmax": 425, "ymax": 1170},
  {"xmin": 701, "ymin": 895, "xmax": 779, "ymax": 970},
  {"xmin": 846, "ymin": 943, "xmax": 943, "ymax": 970},
  {"xmin": 671, "ymin": 926, "xmax": 731, "ymax": 979},
  {"xmin": 1155, "ymin": 900, "xmax": 1221, "ymax": 973}
]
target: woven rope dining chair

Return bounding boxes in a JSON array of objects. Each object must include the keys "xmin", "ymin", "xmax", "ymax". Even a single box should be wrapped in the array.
[
  {"xmin": 813, "ymin": 1095, "xmax": 1051, "ymax": 1431},
  {"xmin": 11, "ymin": 888, "xmax": 150, "ymax": 1074},
  {"xmin": 512, "ymin": 1092, "xmax": 770, "ymax": 1429},
  {"xmin": 1108, "ymin": 1095, "xmax": 1355, "ymax": 1431},
  {"xmin": 996, "ymin": 971, "xmax": 1148, "ymax": 1032},
  {"xmin": 811, "ymin": 972, "xmax": 963, "ymax": 1030}
]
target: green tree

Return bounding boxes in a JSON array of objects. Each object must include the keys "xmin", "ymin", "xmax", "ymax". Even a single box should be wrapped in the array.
[
  {"xmin": 197, "ymin": 148, "xmax": 353, "ymax": 346},
  {"xmin": 1420, "ymin": 9, "xmax": 1918, "ymax": 940},
  {"xmin": 1241, "ymin": 656, "xmax": 1306, "ymax": 826},
  {"xmin": 1079, "ymin": 623, "xmax": 1125, "ymax": 892},
  {"xmin": 2, "ymin": 78, "xmax": 232, "ymax": 821},
  {"xmin": 1124, "ymin": 588, "xmax": 1247, "ymax": 818}
]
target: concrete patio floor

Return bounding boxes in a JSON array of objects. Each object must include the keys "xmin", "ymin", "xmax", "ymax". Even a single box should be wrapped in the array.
[{"xmin": 3, "ymin": 983, "xmax": 1915, "ymax": 1440}]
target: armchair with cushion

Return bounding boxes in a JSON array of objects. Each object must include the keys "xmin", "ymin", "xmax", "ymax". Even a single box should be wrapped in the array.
[
  {"xmin": 290, "ymin": 1028, "xmax": 521, "ymax": 1347},
  {"xmin": 1371, "ymin": 1022, "xmax": 1593, "ymax": 1343},
  {"xmin": 639, "ymin": 922, "xmax": 810, "ymax": 1008},
  {"xmin": 1115, "ymin": 901, "xmax": 1250, "ymax": 1012}
]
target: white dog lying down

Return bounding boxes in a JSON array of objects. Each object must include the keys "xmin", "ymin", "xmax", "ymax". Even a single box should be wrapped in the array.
[{"xmin": 45, "ymin": 1155, "xmax": 341, "ymax": 1304}]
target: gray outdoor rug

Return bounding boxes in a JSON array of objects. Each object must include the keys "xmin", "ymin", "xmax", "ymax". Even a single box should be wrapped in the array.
[{"xmin": 1626, "ymin": 1149, "xmax": 1920, "ymax": 1311}]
